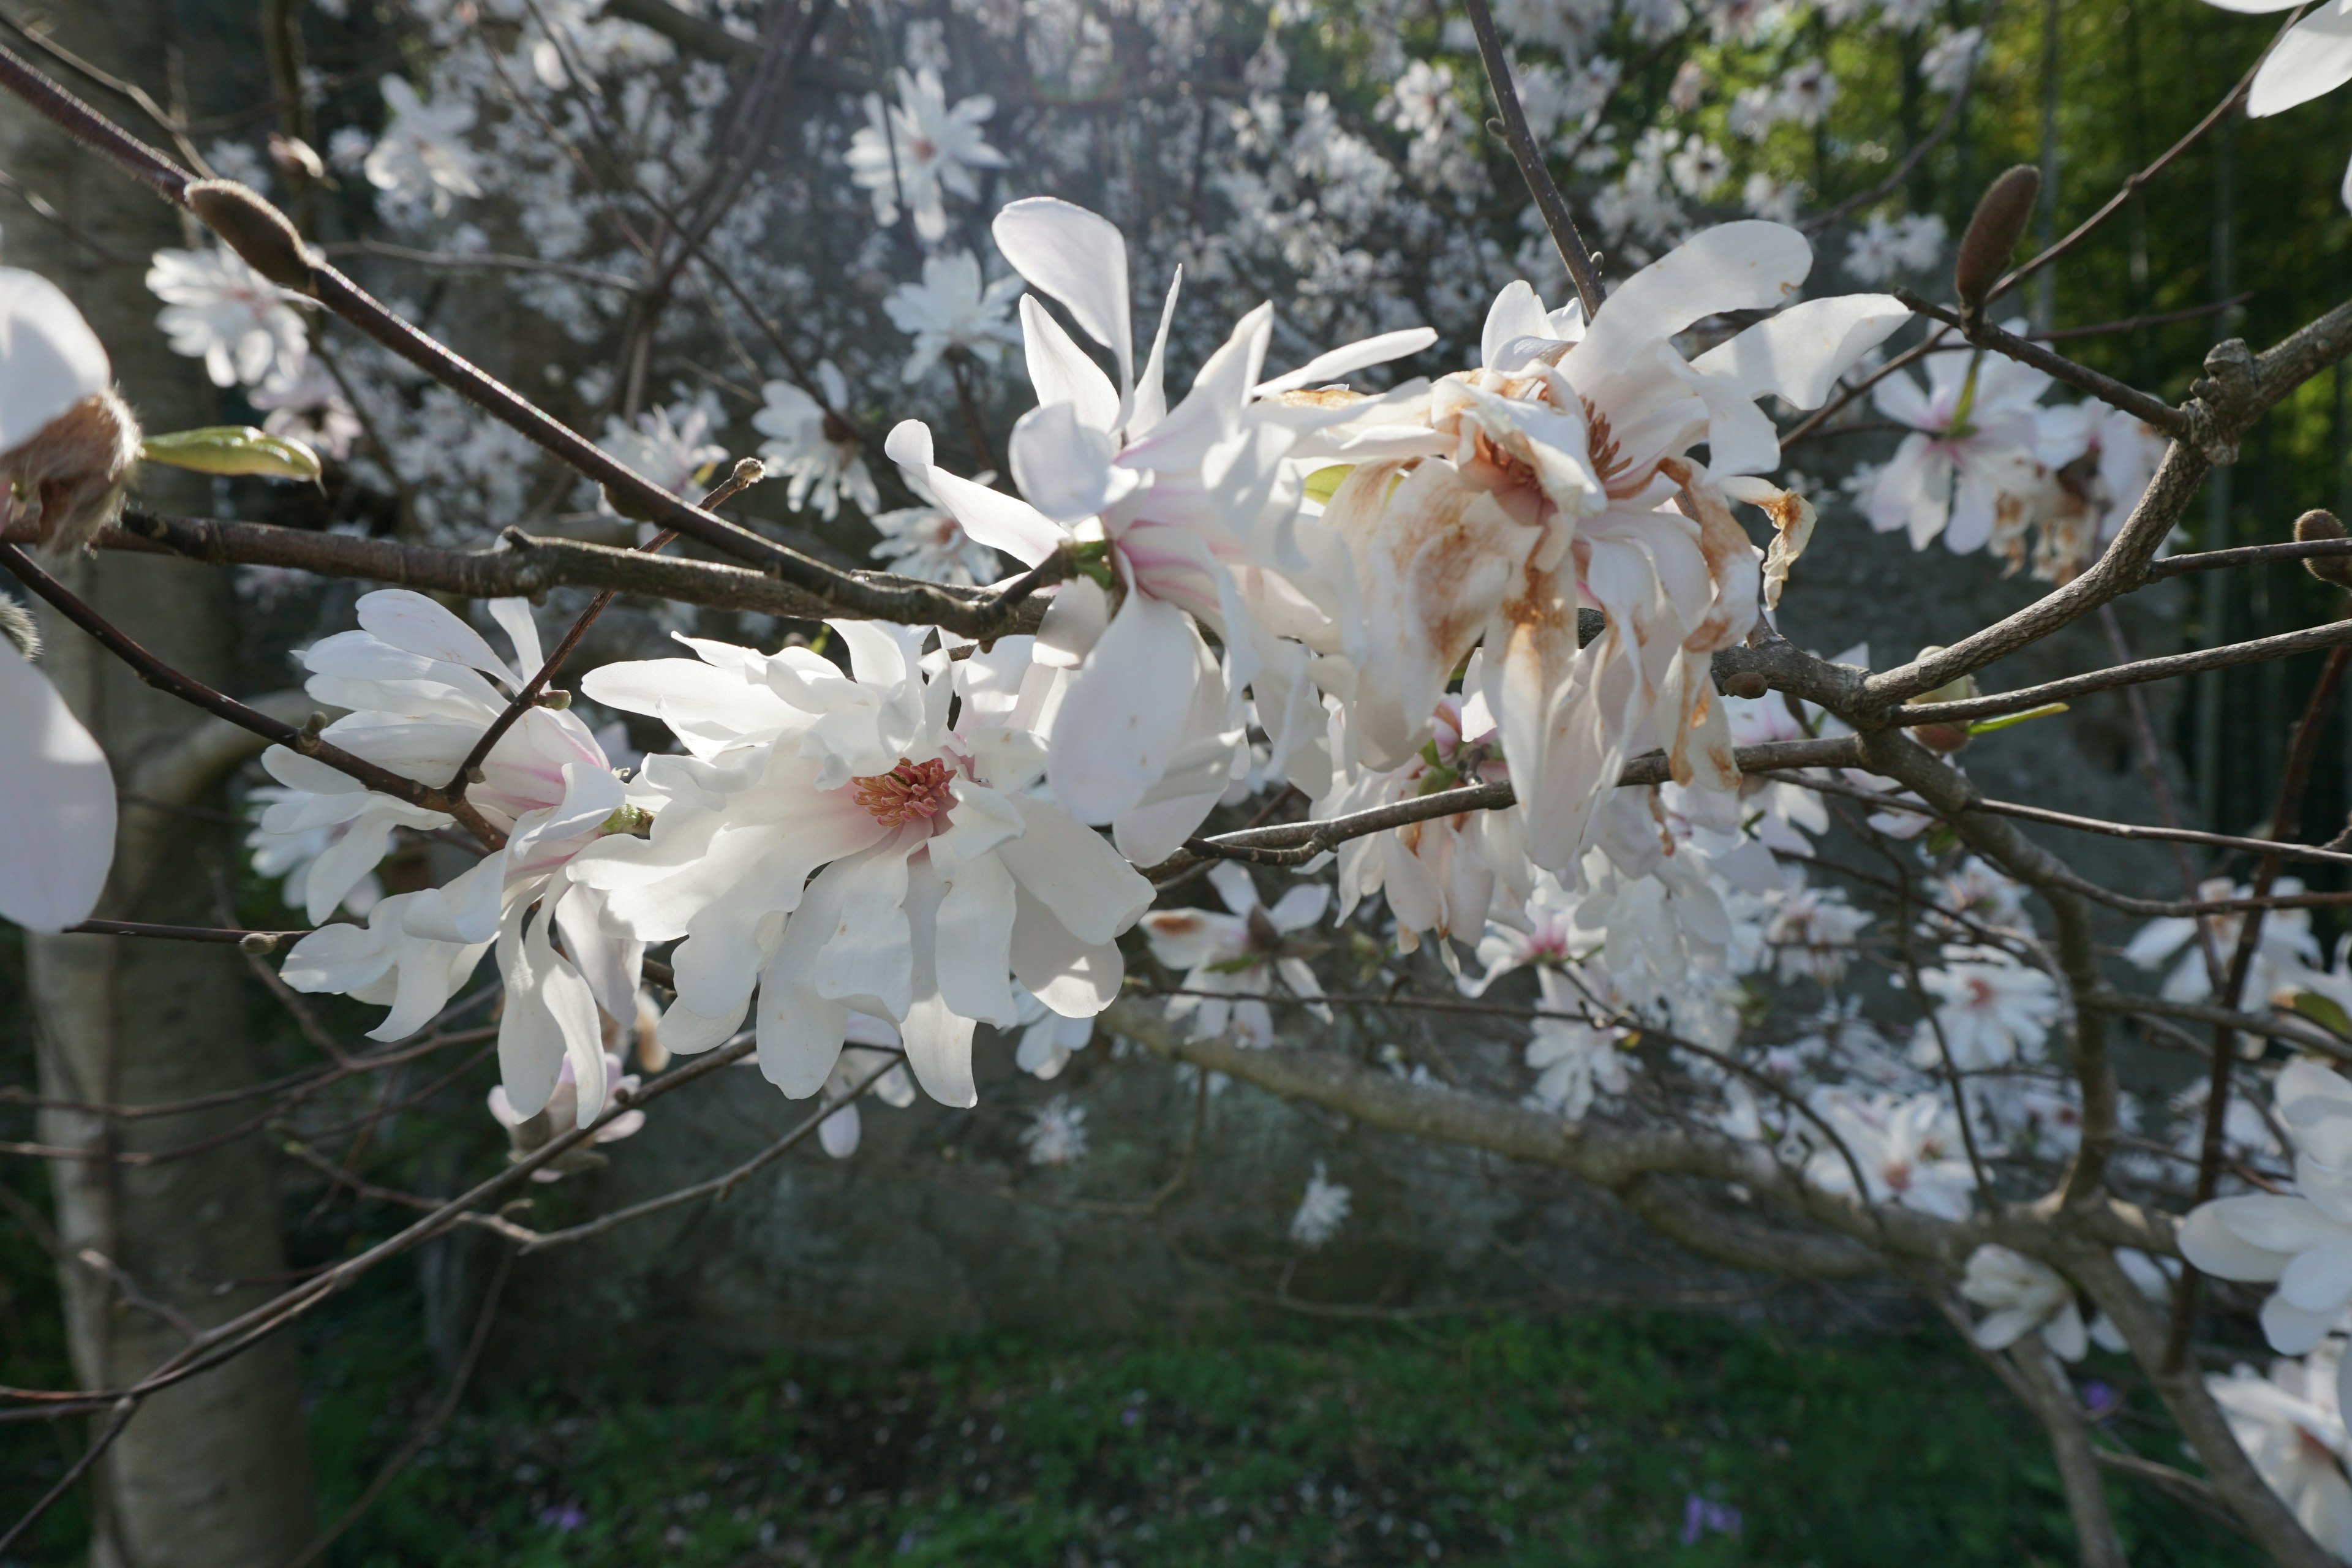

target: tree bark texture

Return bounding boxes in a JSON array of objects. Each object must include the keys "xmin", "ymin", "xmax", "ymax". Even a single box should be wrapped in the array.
[{"xmin": 3, "ymin": 3, "xmax": 318, "ymax": 1561}]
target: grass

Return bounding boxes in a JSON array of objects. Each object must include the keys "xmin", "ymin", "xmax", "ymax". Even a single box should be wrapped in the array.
[{"xmin": 301, "ymin": 1307, "xmax": 2248, "ymax": 1567}]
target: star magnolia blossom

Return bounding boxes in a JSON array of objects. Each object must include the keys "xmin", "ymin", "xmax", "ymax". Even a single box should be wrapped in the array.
[
  {"xmin": 1910, "ymin": 946, "xmax": 2059, "ymax": 1071},
  {"xmin": 0, "ymin": 269, "xmax": 123, "ymax": 933},
  {"xmin": 2201, "ymin": 0, "xmax": 2352, "ymax": 209},
  {"xmin": 1804, "ymin": 1090, "xmax": 1976, "ymax": 1219},
  {"xmin": 570, "ymin": 624, "xmax": 1154, "ymax": 1107},
  {"xmin": 885, "ymin": 196, "xmax": 1435, "ymax": 860},
  {"xmin": 869, "ymin": 464, "xmax": 1003, "ymax": 586},
  {"xmin": 600, "ymin": 399, "xmax": 726, "ymax": 501},
  {"xmin": 1865, "ymin": 339, "xmax": 2048, "ymax": 552},
  {"xmin": 146, "ymin": 246, "xmax": 309, "ymax": 391},
  {"xmin": 845, "ymin": 67, "xmax": 1009, "ymax": 241},
  {"xmin": 1959, "ymin": 1243, "xmax": 2111, "ymax": 1361},
  {"xmin": 1139, "ymin": 860, "xmax": 1331, "ymax": 1044},
  {"xmin": 755, "ymin": 362, "xmax": 877, "ymax": 521},
  {"xmin": 2208, "ymin": 1342, "xmax": 2352, "ymax": 1558},
  {"xmin": 363, "ymin": 75, "xmax": 483, "ymax": 214},
  {"xmin": 1317, "ymin": 224, "xmax": 1901, "ymax": 870},
  {"xmin": 269, "ymin": 592, "xmax": 642, "ymax": 1129},
  {"xmin": 2182, "ymin": 1061, "xmax": 2352, "ymax": 1381},
  {"xmin": 883, "ymin": 249, "xmax": 1023, "ymax": 383},
  {"xmin": 1527, "ymin": 973, "xmax": 1635, "ymax": 1120},
  {"xmin": 2124, "ymin": 878, "xmax": 2322, "ymax": 1005}
]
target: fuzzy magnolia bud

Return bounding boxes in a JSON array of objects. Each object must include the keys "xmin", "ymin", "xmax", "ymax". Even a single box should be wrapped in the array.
[
  {"xmin": 2297, "ymin": 509, "xmax": 2352, "ymax": 590},
  {"xmin": 185, "ymin": 179, "xmax": 318, "ymax": 294},
  {"xmin": 0, "ymin": 596, "xmax": 38, "ymax": 660},
  {"xmin": 1954, "ymin": 165, "xmax": 2040, "ymax": 315},
  {"xmin": 7, "ymin": 389, "xmax": 143, "ymax": 559}
]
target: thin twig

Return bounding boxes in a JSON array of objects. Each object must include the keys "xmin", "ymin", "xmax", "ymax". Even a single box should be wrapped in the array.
[
  {"xmin": 1893, "ymin": 288, "xmax": 2191, "ymax": 436},
  {"xmin": 1459, "ymin": 0, "xmax": 1602, "ymax": 316}
]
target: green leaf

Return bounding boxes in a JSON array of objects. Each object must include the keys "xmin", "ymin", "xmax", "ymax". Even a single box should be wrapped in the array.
[
  {"xmin": 1965, "ymin": 702, "xmax": 2069, "ymax": 737},
  {"xmin": 1302, "ymin": 464, "xmax": 1353, "ymax": 503},
  {"xmin": 141, "ymin": 426, "xmax": 322, "ymax": 482},
  {"xmin": 2292, "ymin": 990, "xmax": 2352, "ymax": 1039}
]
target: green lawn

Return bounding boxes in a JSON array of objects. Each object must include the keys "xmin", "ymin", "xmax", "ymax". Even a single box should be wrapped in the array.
[{"xmin": 292, "ymin": 1309, "xmax": 2244, "ymax": 1567}]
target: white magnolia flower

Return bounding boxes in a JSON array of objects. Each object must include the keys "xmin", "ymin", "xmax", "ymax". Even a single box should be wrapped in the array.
[
  {"xmin": 2207, "ymin": 1343, "xmax": 2352, "ymax": 1558},
  {"xmin": 886, "ymin": 197, "xmax": 1434, "ymax": 861},
  {"xmin": 1960, "ymin": 1244, "xmax": 2106, "ymax": 1361},
  {"xmin": 0, "ymin": 270, "xmax": 121, "ymax": 932},
  {"xmin": 1805, "ymin": 1089, "xmax": 1977, "ymax": 1219},
  {"xmin": 364, "ymin": 75, "xmax": 483, "ymax": 215},
  {"xmin": 1910, "ymin": 946, "xmax": 2059, "ymax": 1071},
  {"xmin": 754, "ymin": 362, "xmax": 877, "ymax": 520},
  {"xmin": 1527, "ymin": 981, "xmax": 1634, "ymax": 1120},
  {"xmin": 2201, "ymin": 0, "xmax": 2352, "ymax": 209},
  {"xmin": 249, "ymin": 360, "xmax": 363, "ymax": 461},
  {"xmin": 2181, "ymin": 1061, "xmax": 2352, "ymax": 1366},
  {"xmin": 1139, "ymin": 860, "xmax": 1329, "ymax": 1043},
  {"xmin": 1020, "ymin": 1094, "xmax": 1090, "ymax": 1165},
  {"xmin": 1291, "ymin": 1159, "xmax": 1352, "ymax": 1246},
  {"xmin": 146, "ymin": 246, "xmax": 308, "ymax": 391},
  {"xmin": 601, "ymin": 397, "xmax": 727, "ymax": 501},
  {"xmin": 845, "ymin": 67, "xmax": 1008, "ymax": 241},
  {"xmin": 1319, "ymin": 224, "xmax": 1902, "ymax": 871},
  {"xmin": 2124, "ymin": 878, "xmax": 2321, "ymax": 1005},
  {"xmin": 1466, "ymin": 867, "xmax": 1582, "ymax": 994},
  {"xmin": 246, "ymin": 785, "xmax": 388, "ymax": 921},
  {"xmin": 1842, "ymin": 211, "xmax": 1946, "ymax": 285},
  {"xmin": 270, "ymin": 592, "xmax": 642, "ymax": 1129},
  {"xmin": 1777, "ymin": 59, "xmax": 1837, "ymax": 126},
  {"xmin": 572, "ymin": 625, "xmax": 1154, "ymax": 1109},
  {"xmin": 1921, "ymin": 26, "xmax": 1983, "ymax": 95},
  {"xmin": 882, "ymin": 250, "xmax": 1022, "ymax": 382},
  {"xmin": 486, "ymin": 1050, "xmax": 645, "ymax": 1180},
  {"xmin": 1866, "ymin": 337, "xmax": 2048, "ymax": 551},
  {"xmin": 1758, "ymin": 873, "xmax": 1872, "ymax": 985}
]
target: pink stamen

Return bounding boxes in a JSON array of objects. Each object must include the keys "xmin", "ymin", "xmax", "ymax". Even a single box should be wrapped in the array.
[{"xmin": 851, "ymin": 758, "xmax": 957, "ymax": 827}]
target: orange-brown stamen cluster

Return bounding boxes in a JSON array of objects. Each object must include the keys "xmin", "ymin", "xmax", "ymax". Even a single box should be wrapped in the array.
[
  {"xmin": 1581, "ymin": 398, "xmax": 1629, "ymax": 490},
  {"xmin": 851, "ymin": 758, "xmax": 957, "ymax": 826}
]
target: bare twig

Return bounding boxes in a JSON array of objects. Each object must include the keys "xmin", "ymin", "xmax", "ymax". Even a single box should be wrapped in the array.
[
  {"xmin": 1458, "ymin": 0, "xmax": 1603, "ymax": 316},
  {"xmin": 1893, "ymin": 287, "xmax": 2192, "ymax": 436}
]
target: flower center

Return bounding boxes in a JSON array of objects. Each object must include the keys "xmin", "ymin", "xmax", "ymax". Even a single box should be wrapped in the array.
[{"xmin": 851, "ymin": 758, "xmax": 957, "ymax": 827}]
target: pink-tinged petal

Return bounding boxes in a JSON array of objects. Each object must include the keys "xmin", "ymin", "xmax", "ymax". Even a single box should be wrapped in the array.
[
  {"xmin": 0, "ymin": 644, "xmax": 113, "ymax": 931},
  {"xmin": 1009, "ymin": 402, "xmax": 1126, "ymax": 522},
  {"xmin": 930, "ymin": 845, "xmax": 1019, "ymax": 1027},
  {"xmin": 0, "ymin": 268, "xmax": 110, "ymax": 449},
  {"xmin": 2250, "ymin": 2, "xmax": 2352, "ymax": 116},
  {"xmin": 996, "ymin": 793, "xmax": 1155, "ymax": 944},
  {"xmin": 991, "ymin": 197, "xmax": 1134, "ymax": 390},
  {"xmin": 355, "ymin": 589, "xmax": 520, "ymax": 687},
  {"xmin": 2215, "ymin": 1194, "xmax": 2347, "ymax": 1259},
  {"xmin": 1044, "ymin": 592, "xmax": 1204, "ymax": 823},
  {"xmin": 1018, "ymin": 295, "xmax": 1120, "ymax": 434},
  {"xmin": 1691, "ymin": 294, "xmax": 1907, "ymax": 410}
]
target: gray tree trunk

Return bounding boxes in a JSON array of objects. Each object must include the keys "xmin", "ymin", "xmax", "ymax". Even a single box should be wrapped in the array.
[{"xmin": 3, "ymin": 5, "xmax": 318, "ymax": 1562}]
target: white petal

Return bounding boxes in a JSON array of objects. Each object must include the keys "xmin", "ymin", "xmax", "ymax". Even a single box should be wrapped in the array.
[
  {"xmin": 1256, "ymin": 326, "xmax": 1437, "ymax": 397},
  {"xmin": 995, "ymin": 793, "xmax": 1155, "ymax": 944},
  {"xmin": 1009, "ymin": 402, "xmax": 1125, "ymax": 522},
  {"xmin": 1691, "ymin": 294, "xmax": 1909, "ymax": 409},
  {"xmin": 2179, "ymin": 1199, "xmax": 2295, "ymax": 1280},
  {"xmin": 1019, "ymin": 294, "xmax": 1121, "ymax": 434},
  {"xmin": 1479, "ymin": 281, "xmax": 1553, "ymax": 372},
  {"xmin": 355, "ymin": 589, "xmax": 521, "ymax": 687},
  {"xmin": 0, "ymin": 643, "xmax": 114, "ymax": 931},
  {"xmin": 486, "ymin": 598, "xmax": 546, "ymax": 678},
  {"xmin": 1044, "ymin": 593, "xmax": 1202, "ymax": 822},
  {"xmin": 1578, "ymin": 221, "xmax": 1813, "ymax": 368},
  {"xmin": 2250, "ymin": 3, "xmax": 2352, "ymax": 116},
  {"xmin": 991, "ymin": 197, "xmax": 1133, "ymax": 391},
  {"xmin": 0, "ymin": 267, "xmax": 109, "ymax": 449}
]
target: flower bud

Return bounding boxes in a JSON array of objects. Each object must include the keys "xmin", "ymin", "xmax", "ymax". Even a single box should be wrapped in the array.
[
  {"xmin": 1954, "ymin": 166, "xmax": 2040, "ymax": 315},
  {"xmin": 0, "ymin": 596, "xmax": 37, "ymax": 659},
  {"xmin": 184, "ymin": 179, "xmax": 318, "ymax": 295},
  {"xmin": 6, "ymin": 388, "xmax": 142, "ymax": 559},
  {"xmin": 1722, "ymin": 669, "xmax": 1769, "ymax": 700},
  {"xmin": 2298, "ymin": 509, "xmax": 2352, "ymax": 590}
]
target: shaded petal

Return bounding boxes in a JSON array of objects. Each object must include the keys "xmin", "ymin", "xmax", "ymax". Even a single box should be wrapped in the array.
[{"xmin": 0, "ymin": 643, "xmax": 113, "ymax": 931}]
